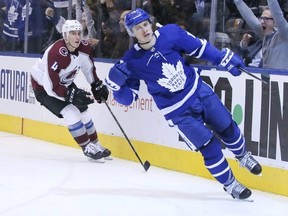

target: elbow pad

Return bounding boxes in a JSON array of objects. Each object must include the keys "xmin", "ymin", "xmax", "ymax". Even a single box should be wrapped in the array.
[{"xmin": 198, "ymin": 41, "xmax": 222, "ymax": 64}]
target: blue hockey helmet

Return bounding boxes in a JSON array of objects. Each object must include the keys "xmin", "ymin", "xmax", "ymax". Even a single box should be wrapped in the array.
[{"xmin": 124, "ymin": 8, "xmax": 151, "ymax": 37}]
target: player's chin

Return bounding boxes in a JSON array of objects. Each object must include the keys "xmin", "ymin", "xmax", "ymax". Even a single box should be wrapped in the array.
[
  {"xmin": 144, "ymin": 33, "xmax": 153, "ymax": 41},
  {"xmin": 73, "ymin": 42, "xmax": 81, "ymax": 47}
]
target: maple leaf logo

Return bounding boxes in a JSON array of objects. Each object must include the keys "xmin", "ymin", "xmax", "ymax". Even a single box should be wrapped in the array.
[
  {"xmin": 157, "ymin": 61, "xmax": 186, "ymax": 92},
  {"xmin": 7, "ymin": 6, "xmax": 19, "ymax": 25}
]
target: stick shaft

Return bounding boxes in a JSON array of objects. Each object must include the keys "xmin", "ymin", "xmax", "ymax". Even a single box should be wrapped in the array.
[
  {"xmin": 104, "ymin": 101, "xmax": 150, "ymax": 171},
  {"xmin": 239, "ymin": 67, "xmax": 269, "ymax": 84}
]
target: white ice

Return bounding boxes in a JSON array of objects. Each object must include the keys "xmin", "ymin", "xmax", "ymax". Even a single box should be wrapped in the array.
[{"xmin": 0, "ymin": 131, "xmax": 287, "ymax": 216}]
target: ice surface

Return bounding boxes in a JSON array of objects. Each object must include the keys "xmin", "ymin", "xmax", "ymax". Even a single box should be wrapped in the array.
[{"xmin": 0, "ymin": 132, "xmax": 287, "ymax": 216}]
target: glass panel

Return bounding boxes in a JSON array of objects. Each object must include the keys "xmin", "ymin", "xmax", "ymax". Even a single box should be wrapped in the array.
[{"xmin": 0, "ymin": 0, "xmax": 287, "ymax": 71}]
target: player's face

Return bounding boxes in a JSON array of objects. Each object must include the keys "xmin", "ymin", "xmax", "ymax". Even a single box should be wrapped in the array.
[
  {"xmin": 66, "ymin": 30, "xmax": 82, "ymax": 51},
  {"xmin": 132, "ymin": 20, "xmax": 153, "ymax": 43}
]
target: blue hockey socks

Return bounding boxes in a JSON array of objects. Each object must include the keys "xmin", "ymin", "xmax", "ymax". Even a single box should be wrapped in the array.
[{"xmin": 199, "ymin": 137, "xmax": 234, "ymax": 185}]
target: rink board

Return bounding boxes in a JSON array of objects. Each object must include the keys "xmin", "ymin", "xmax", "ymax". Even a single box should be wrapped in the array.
[{"xmin": 1, "ymin": 112, "xmax": 288, "ymax": 197}]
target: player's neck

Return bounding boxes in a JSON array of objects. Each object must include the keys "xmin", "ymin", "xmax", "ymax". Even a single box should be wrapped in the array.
[
  {"xmin": 66, "ymin": 43, "xmax": 77, "ymax": 52},
  {"xmin": 138, "ymin": 34, "xmax": 156, "ymax": 50}
]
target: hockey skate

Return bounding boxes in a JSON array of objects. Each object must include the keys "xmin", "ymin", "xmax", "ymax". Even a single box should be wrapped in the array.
[
  {"xmin": 96, "ymin": 142, "xmax": 113, "ymax": 160},
  {"xmin": 224, "ymin": 179, "xmax": 252, "ymax": 200},
  {"xmin": 82, "ymin": 142, "xmax": 105, "ymax": 163},
  {"xmin": 236, "ymin": 151, "xmax": 262, "ymax": 175}
]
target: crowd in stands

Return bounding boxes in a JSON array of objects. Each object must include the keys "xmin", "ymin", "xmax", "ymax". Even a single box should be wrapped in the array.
[{"xmin": 1, "ymin": 0, "xmax": 288, "ymax": 70}]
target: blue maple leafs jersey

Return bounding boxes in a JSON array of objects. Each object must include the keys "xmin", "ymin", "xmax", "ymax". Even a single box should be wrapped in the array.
[{"xmin": 117, "ymin": 24, "xmax": 222, "ymax": 120}]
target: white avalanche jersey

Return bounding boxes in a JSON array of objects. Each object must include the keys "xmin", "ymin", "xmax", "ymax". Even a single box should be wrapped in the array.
[{"xmin": 31, "ymin": 39, "xmax": 99, "ymax": 101}]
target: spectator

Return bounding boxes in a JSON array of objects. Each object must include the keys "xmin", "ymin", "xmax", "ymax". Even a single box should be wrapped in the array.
[
  {"xmin": 226, "ymin": 0, "xmax": 263, "ymax": 17},
  {"xmin": 214, "ymin": 32, "xmax": 232, "ymax": 50},
  {"xmin": 194, "ymin": 17, "xmax": 210, "ymax": 40},
  {"xmin": 45, "ymin": 1, "xmax": 99, "ymax": 49},
  {"xmin": 239, "ymin": 31, "xmax": 263, "ymax": 67},
  {"xmin": 98, "ymin": 21, "xmax": 117, "ymax": 58},
  {"xmin": 100, "ymin": 0, "xmax": 121, "ymax": 33},
  {"xmin": 225, "ymin": 18, "xmax": 246, "ymax": 54},
  {"xmin": 0, "ymin": 4, "xmax": 5, "ymax": 50},
  {"xmin": 172, "ymin": 0, "xmax": 197, "ymax": 24},
  {"xmin": 18, "ymin": 0, "xmax": 51, "ymax": 53},
  {"xmin": 149, "ymin": 0, "xmax": 185, "ymax": 25},
  {"xmin": 41, "ymin": 6, "xmax": 65, "ymax": 53},
  {"xmin": 1, "ymin": 0, "xmax": 22, "ymax": 52},
  {"xmin": 234, "ymin": 0, "xmax": 288, "ymax": 70},
  {"xmin": 111, "ymin": 9, "xmax": 130, "ymax": 59},
  {"xmin": 75, "ymin": 0, "xmax": 99, "ymax": 47},
  {"xmin": 45, "ymin": 6, "xmax": 66, "ymax": 33},
  {"xmin": 190, "ymin": 0, "xmax": 210, "ymax": 37}
]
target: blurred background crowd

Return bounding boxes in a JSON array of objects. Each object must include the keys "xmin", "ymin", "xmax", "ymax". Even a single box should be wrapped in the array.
[{"xmin": 1, "ymin": 0, "xmax": 288, "ymax": 69}]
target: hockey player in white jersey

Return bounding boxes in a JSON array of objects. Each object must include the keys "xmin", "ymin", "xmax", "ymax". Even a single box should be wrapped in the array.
[
  {"xmin": 31, "ymin": 20, "xmax": 111, "ymax": 162},
  {"xmin": 105, "ymin": 8, "xmax": 262, "ymax": 200}
]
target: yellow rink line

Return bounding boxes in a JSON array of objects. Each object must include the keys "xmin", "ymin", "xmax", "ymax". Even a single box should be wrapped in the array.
[{"xmin": 1, "ymin": 113, "xmax": 287, "ymax": 197}]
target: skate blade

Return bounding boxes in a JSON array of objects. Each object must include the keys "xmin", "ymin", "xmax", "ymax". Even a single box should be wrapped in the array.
[
  {"xmin": 239, "ymin": 198, "xmax": 254, "ymax": 202},
  {"xmin": 104, "ymin": 156, "xmax": 113, "ymax": 160},
  {"xmin": 87, "ymin": 157, "xmax": 105, "ymax": 163}
]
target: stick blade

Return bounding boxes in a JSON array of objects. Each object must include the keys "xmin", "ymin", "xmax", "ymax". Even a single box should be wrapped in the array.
[{"xmin": 143, "ymin": 161, "xmax": 151, "ymax": 172}]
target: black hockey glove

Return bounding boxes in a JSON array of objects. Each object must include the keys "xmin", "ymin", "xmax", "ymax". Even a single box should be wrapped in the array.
[
  {"xmin": 66, "ymin": 85, "xmax": 94, "ymax": 107},
  {"xmin": 91, "ymin": 80, "xmax": 109, "ymax": 103}
]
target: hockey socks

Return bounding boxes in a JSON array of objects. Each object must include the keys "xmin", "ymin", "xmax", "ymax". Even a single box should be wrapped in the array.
[
  {"xmin": 68, "ymin": 121, "xmax": 90, "ymax": 147},
  {"xmin": 199, "ymin": 137, "xmax": 233, "ymax": 185},
  {"xmin": 220, "ymin": 122, "xmax": 262, "ymax": 175},
  {"xmin": 199, "ymin": 137, "xmax": 252, "ymax": 200}
]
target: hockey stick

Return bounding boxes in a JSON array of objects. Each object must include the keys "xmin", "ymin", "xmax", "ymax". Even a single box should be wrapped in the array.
[
  {"xmin": 239, "ymin": 67, "xmax": 269, "ymax": 84},
  {"xmin": 103, "ymin": 101, "xmax": 151, "ymax": 172}
]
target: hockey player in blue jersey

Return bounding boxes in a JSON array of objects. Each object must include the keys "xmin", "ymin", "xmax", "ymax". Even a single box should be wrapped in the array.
[{"xmin": 104, "ymin": 8, "xmax": 262, "ymax": 200}]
